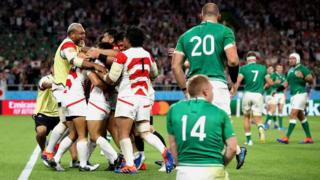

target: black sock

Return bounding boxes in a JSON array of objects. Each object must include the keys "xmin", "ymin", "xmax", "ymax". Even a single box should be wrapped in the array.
[
  {"xmin": 135, "ymin": 135, "xmax": 144, "ymax": 151},
  {"xmin": 153, "ymin": 131, "xmax": 166, "ymax": 147}
]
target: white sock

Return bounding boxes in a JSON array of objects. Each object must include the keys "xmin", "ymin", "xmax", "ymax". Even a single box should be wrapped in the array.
[
  {"xmin": 236, "ymin": 145, "xmax": 241, "ymax": 155},
  {"xmin": 97, "ymin": 136, "xmax": 117, "ymax": 163},
  {"xmin": 54, "ymin": 137, "xmax": 73, "ymax": 162},
  {"xmin": 119, "ymin": 138, "xmax": 134, "ymax": 166},
  {"xmin": 46, "ymin": 122, "xmax": 66, "ymax": 152},
  {"xmin": 87, "ymin": 140, "xmax": 96, "ymax": 161},
  {"xmin": 141, "ymin": 132, "xmax": 165, "ymax": 154},
  {"xmin": 77, "ymin": 139, "xmax": 89, "ymax": 167},
  {"xmin": 58, "ymin": 106, "xmax": 66, "ymax": 122}
]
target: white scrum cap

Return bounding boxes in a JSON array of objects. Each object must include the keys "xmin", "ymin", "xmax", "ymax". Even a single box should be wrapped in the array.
[{"xmin": 289, "ymin": 52, "xmax": 300, "ymax": 64}]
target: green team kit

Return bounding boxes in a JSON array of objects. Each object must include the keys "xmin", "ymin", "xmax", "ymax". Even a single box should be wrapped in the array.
[
  {"xmin": 287, "ymin": 64, "xmax": 311, "ymax": 95},
  {"xmin": 265, "ymin": 73, "xmax": 286, "ymax": 96},
  {"xmin": 175, "ymin": 21, "xmax": 235, "ymax": 83},
  {"xmin": 167, "ymin": 98, "xmax": 235, "ymax": 166},
  {"xmin": 239, "ymin": 62, "xmax": 267, "ymax": 94}
]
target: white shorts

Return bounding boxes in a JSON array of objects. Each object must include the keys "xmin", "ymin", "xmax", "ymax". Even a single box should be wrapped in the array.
[
  {"xmin": 52, "ymin": 83, "xmax": 65, "ymax": 105},
  {"xmin": 274, "ymin": 93, "xmax": 285, "ymax": 105},
  {"xmin": 242, "ymin": 92, "xmax": 264, "ymax": 116},
  {"xmin": 65, "ymin": 98, "xmax": 87, "ymax": 117},
  {"xmin": 210, "ymin": 80, "xmax": 231, "ymax": 116},
  {"xmin": 176, "ymin": 166, "xmax": 229, "ymax": 180},
  {"xmin": 86, "ymin": 101, "xmax": 110, "ymax": 121},
  {"xmin": 115, "ymin": 96, "xmax": 152, "ymax": 121},
  {"xmin": 265, "ymin": 95, "xmax": 276, "ymax": 105},
  {"xmin": 290, "ymin": 93, "xmax": 308, "ymax": 110}
]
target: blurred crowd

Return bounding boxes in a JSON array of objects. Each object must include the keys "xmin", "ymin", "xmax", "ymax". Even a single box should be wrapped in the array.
[{"xmin": 0, "ymin": 0, "xmax": 319, "ymax": 90}]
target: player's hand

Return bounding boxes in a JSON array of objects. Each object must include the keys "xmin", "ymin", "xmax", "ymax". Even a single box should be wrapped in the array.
[
  {"xmin": 81, "ymin": 46, "xmax": 90, "ymax": 53},
  {"xmin": 87, "ymin": 48, "xmax": 100, "ymax": 59},
  {"xmin": 168, "ymin": 48, "xmax": 175, "ymax": 57},
  {"xmin": 274, "ymin": 79, "xmax": 281, "ymax": 84},
  {"xmin": 229, "ymin": 85, "xmax": 237, "ymax": 97},
  {"xmin": 295, "ymin": 71, "xmax": 304, "ymax": 78},
  {"xmin": 94, "ymin": 64, "xmax": 107, "ymax": 74}
]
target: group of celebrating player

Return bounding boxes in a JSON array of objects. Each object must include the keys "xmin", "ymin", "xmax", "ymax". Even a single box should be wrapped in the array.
[
  {"xmin": 32, "ymin": 2, "xmax": 314, "ymax": 179},
  {"xmin": 34, "ymin": 23, "xmax": 174, "ymax": 174}
]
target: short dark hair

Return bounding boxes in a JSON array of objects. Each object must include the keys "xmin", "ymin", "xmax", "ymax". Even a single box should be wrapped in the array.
[
  {"xmin": 125, "ymin": 27, "xmax": 145, "ymax": 47},
  {"xmin": 105, "ymin": 29, "xmax": 117, "ymax": 38},
  {"xmin": 115, "ymin": 31, "xmax": 125, "ymax": 43}
]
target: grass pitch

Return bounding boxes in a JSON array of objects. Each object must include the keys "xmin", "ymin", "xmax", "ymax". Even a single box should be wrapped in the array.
[{"xmin": 0, "ymin": 115, "xmax": 319, "ymax": 180}]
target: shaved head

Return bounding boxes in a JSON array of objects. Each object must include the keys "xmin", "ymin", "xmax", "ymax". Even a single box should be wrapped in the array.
[
  {"xmin": 201, "ymin": 3, "xmax": 220, "ymax": 17},
  {"xmin": 67, "ymin": 23, "xmax": 84, "ymax": 35}
]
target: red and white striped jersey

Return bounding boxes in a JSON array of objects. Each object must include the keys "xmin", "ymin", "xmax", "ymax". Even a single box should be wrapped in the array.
[
  {"xmin": 63, "ymin": 67, "xmax": 87, "ymax": 108},
  {"xmin": 88, "ymin": 60, "xmax": 109, "ymax": 104},
  {"xmin": 115, "ymin": 47, "xmax": 157, "ymax": 99}
]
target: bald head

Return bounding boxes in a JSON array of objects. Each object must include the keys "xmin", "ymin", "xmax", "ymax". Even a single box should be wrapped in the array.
[{"xmin": 201, "ymin": 3, "xmax": 220, "ymax": 17}]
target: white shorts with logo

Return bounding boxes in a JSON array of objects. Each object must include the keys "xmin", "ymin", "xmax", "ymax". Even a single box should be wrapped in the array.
[
  {"xmin": 176, "ymin": 166, "xmax": 229, "ymax": 180},
  {"xmin": 52, "ymin": 83, "xmax": 65, "ymax": 105},
  {"xmin": 65, "ymin": 98, "xmax": 87, "ymax": 117},
  {"xmin": 242, "ymin": 92, "xmax": 264, "ymax": 116},
  {"xmin": 86, "ymin": 101, "xmax": 110, "ymax": 121},
  {"xmin": 265, "ymin": 95, "xmax": 276, "ymax": 105},
  {"xmin": 115, "ymin": 96, "xmax": 152, "ymax": 121},
  {"xmin": 210, "ymin": 80, "xmax": 231, "ymax": 116},
  {"xmin": 290, "ymin": 93, "xmax": 308, "ymax": 110},
  {"xmin": 274, "ymin": 93, "xmax": 286, "ymax": 105}
]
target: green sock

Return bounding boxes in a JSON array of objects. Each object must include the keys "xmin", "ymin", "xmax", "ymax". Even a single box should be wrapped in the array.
[
  {"xmin": 272, "ymin": 115, "xmax": 277, "ymax": 123},
  {"xmin": 265, "ymin": 114, "xmax": 271, "ymax": 124},
  {"xmin": 257, "ymin": 124, "xmax": 264, "ymax": 130},
  {"xmin": 301, "ymin": 119, "xmax": 312, "ymax": 138},
  {"xmin": 286, "ymin": 119, "xmax": 296, "ymax": 138},
  {"xmin": 245, "ymin": 132, "xmax": 251, "ymax": 142},
  {"xmin": 278, "ymin": 116, "xmax": 283, "ymax": 128}
]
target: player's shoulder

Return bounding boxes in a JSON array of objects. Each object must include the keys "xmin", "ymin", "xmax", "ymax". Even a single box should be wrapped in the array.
[{"xmin": 60, "ymin": 38, "xmax": 77, "ymax": 50}]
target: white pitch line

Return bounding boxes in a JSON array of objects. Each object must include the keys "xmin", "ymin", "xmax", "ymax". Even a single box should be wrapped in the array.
[{"xmin": 18, "ymin": 145, "xmax": 41, "ymax": 180}]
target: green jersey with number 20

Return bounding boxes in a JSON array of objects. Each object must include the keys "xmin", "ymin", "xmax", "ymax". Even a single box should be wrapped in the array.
[
  {"xmin": 175, "ymin": 21, "xmax": 235, "ymax": 83},
  {"xmin": 239, "ymin": 62, "xmax": 267, "ymax": 94},
  {"xmin": 167, "ymin": 98, "xmax": 235, "ymax": 166}
]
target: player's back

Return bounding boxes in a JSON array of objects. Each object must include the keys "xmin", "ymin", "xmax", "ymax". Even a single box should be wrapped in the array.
[
  {"xmin": 117, "ymin": 47, "xmax": 155, "ymax": 98},
  {"xmin": 178, "ymin": 22, "xmax": 235, "ymax": 83},
  {"xmin": 64, "ymin": 67, "xmax": 87, "ymax": 102},
  {"xmin": 240, "ymin": 63, "xmax": 267, "ymax": 94},
  {"xmin": 167, "ymin": 98, "xmax": 233, "ymax": 166}
]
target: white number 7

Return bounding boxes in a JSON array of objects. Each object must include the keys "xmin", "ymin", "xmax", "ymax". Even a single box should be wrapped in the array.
[{"xmin": 251, "ymin": 70, "xmax": 259, "ymax": 82}]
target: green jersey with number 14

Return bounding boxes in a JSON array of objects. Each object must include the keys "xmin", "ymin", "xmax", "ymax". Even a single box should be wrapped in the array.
[
  {"xmin": 239, "ymin": 62, "xmax": 267, "ymax": 94},
  {"xmin": 175, "ymin": 21, "xmax": 236, "ymax": 83},
  {"xmin": 167, "ymin": 98, "xmax": 235, "ymax": 166}
]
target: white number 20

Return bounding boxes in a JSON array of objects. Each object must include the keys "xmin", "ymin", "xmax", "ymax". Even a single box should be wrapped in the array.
[
  {"xmin": 181, "ymin": 115, "xmax": 207, "ymax": 141},
  {"xmin": 190, "ymin": 35, "xmax": 215, "ymax": 56}
]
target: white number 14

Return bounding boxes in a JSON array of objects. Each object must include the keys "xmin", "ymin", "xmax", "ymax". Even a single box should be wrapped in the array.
[{"xmin": 181, "ymin": 115, "xmax": 207, "ymax": 141}]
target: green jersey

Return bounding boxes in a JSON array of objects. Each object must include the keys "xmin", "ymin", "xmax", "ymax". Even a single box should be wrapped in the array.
[
  {"xmin": 167, "ymin": 98, "xmax": 235, "ymax": 166},
  {"xmin": 239, "ymin": 62, "xmax": 267, "ymax": 94},
  {"xmin": 175, "ymin": 21, "xmax": 236, "ymax": 83},
  {"xmin": 272, "ymin": 73, "xmax": 286, "ymax": 93},
  {"xmin": 265, "ymin": 73, "xmax": 275, "ymax": 95},
  {"xmin": 287, "ymin": 64, "xmax": 311, "ymax": 95}
]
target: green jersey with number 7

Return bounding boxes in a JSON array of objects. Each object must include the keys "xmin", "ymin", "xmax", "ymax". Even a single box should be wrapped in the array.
[
  {"xmin": 239, "ymin": 62, "xmax": 267, "ymax": 94},
  {"xmin": 175, "ymin": 21, "xmax": 235, "ymax": 83}
]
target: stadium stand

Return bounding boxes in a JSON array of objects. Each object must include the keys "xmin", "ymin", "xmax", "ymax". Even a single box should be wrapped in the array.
[{"xmin": 0, "ymin": 0, "xmax": 319, "ymax": 90}]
